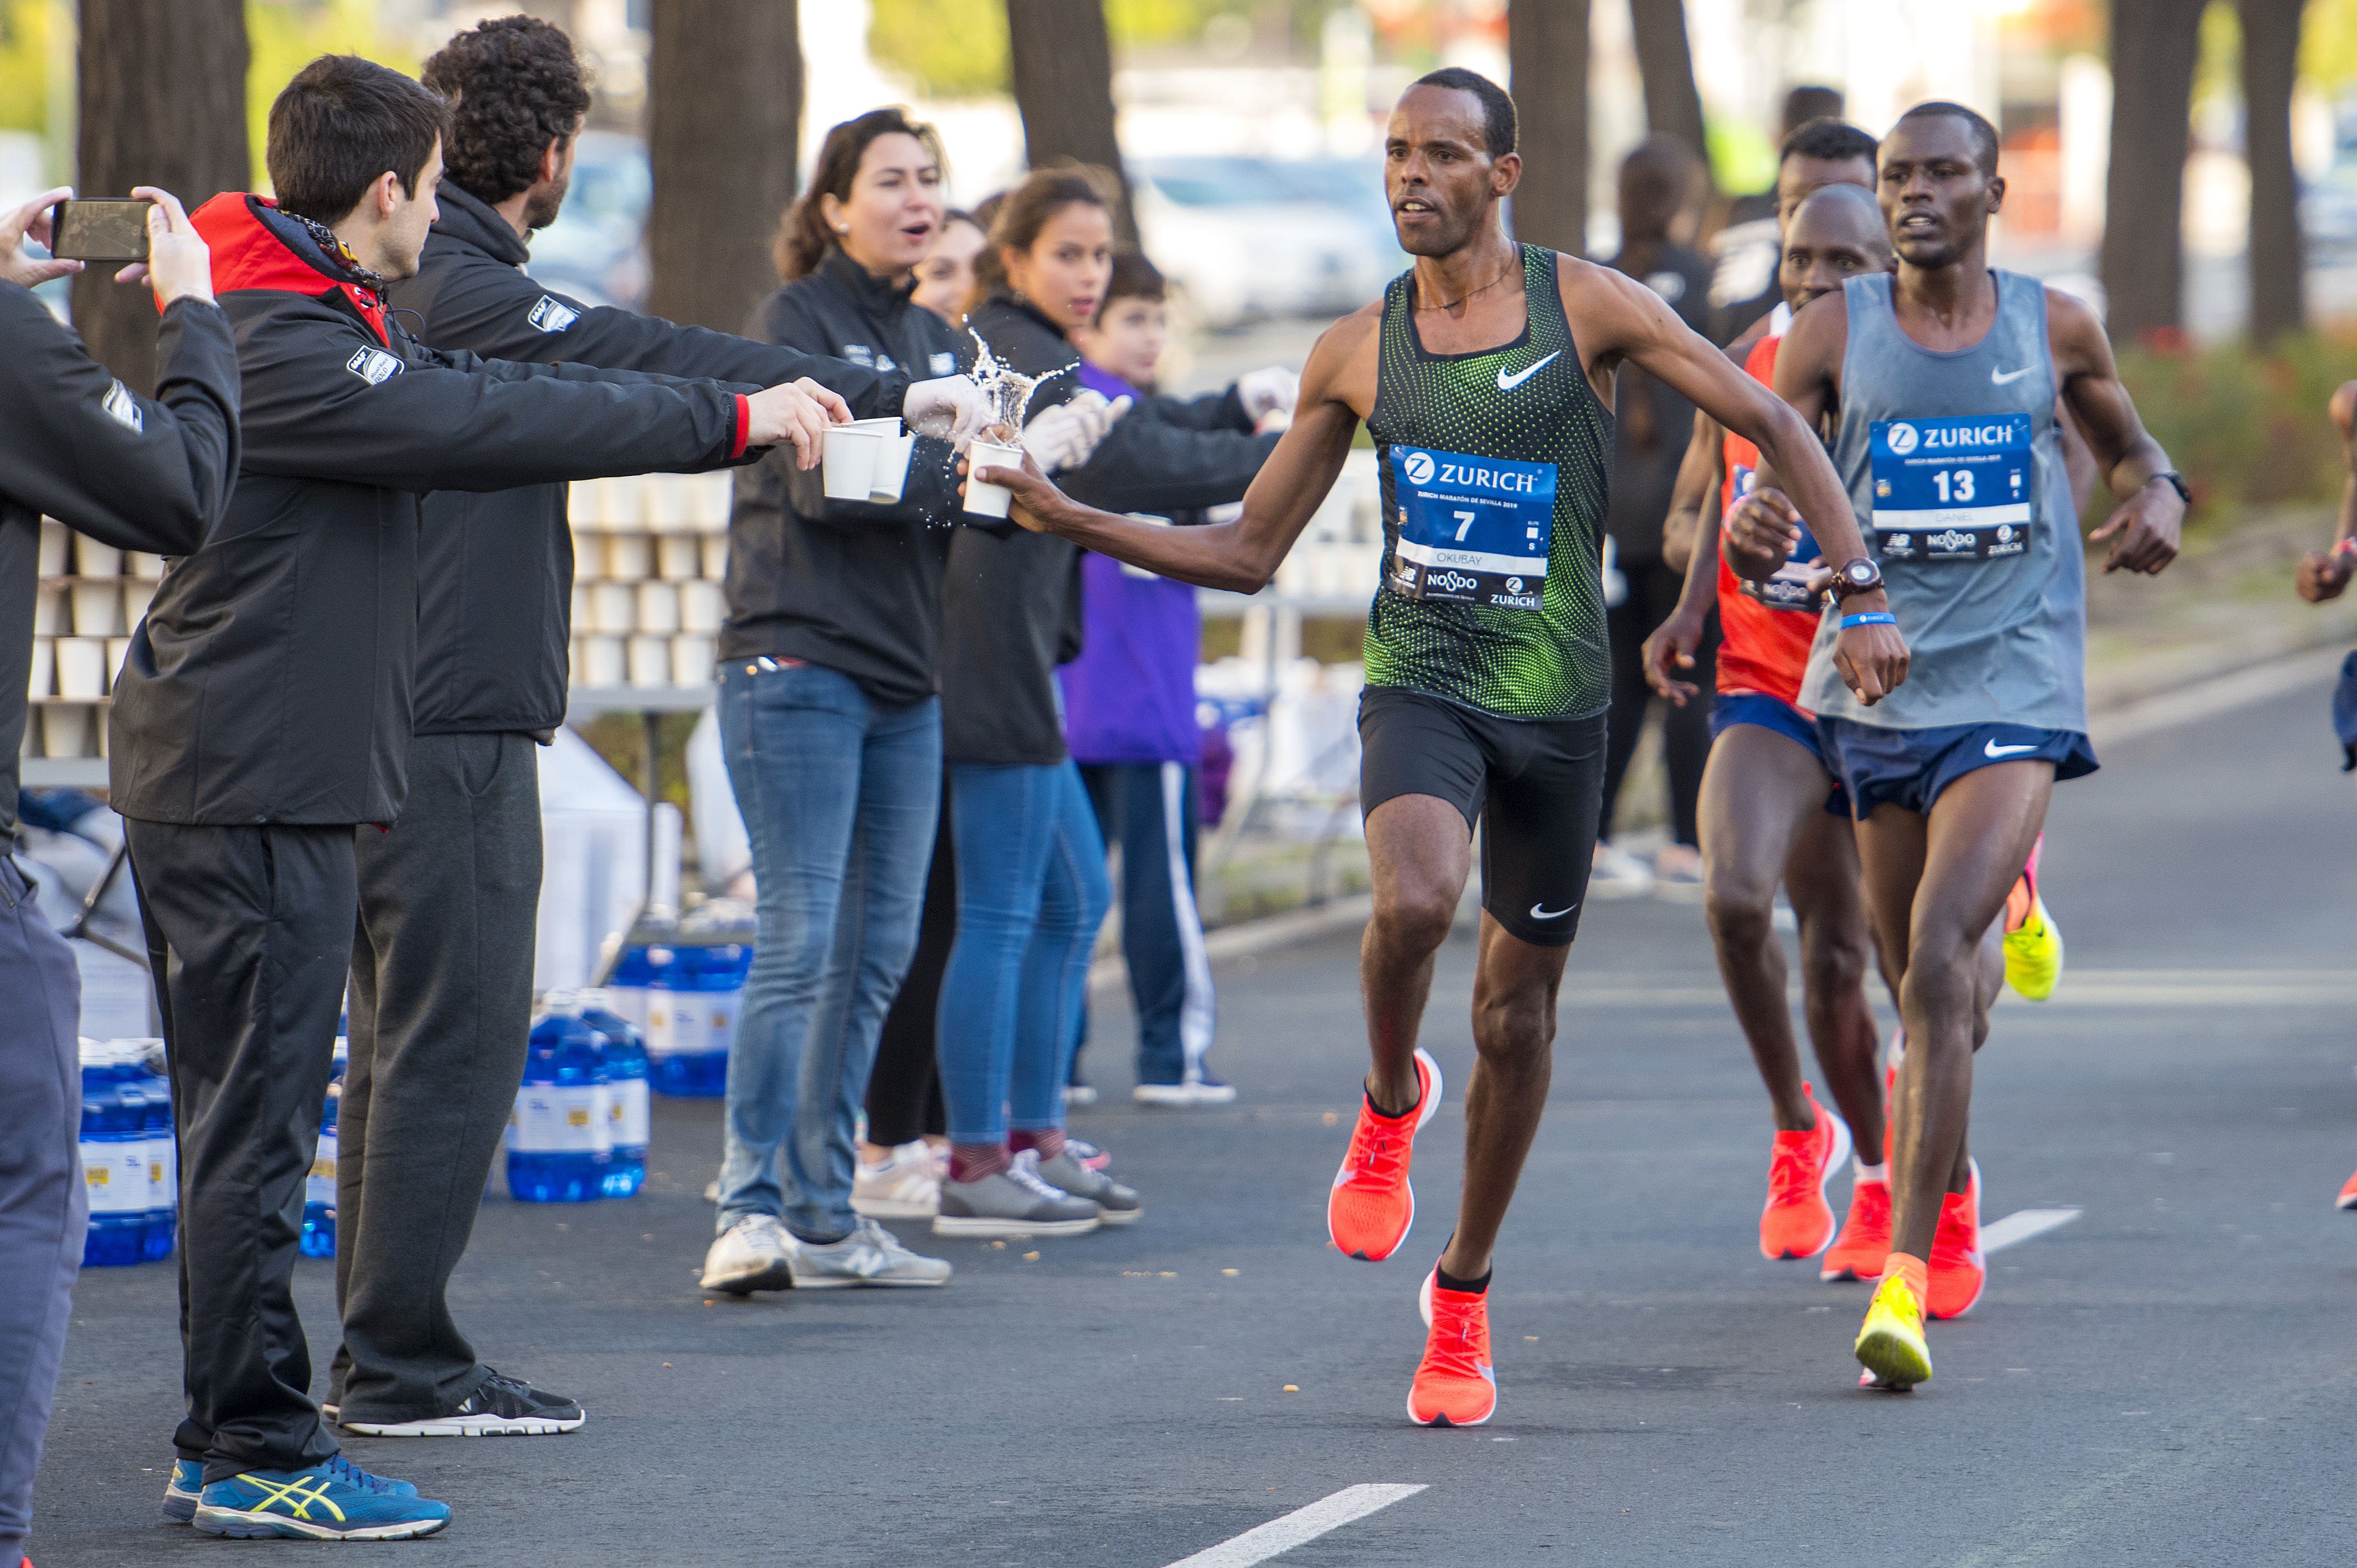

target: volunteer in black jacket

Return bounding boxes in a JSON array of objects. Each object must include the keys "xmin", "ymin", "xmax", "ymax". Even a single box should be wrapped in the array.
[
  {"xmin": 0, "ymin": 184, "xmax": 238, "ymax": 1568},
  {"xmin": 701, "ymin": 108, "xmax": 1123, "ymax": 1296},
  {"xmin": 111, "ymin": 56, "xmax": 856, "ymax": 1541},
  {"xmin": 319, "ymin": 19, "xmax": 985, "ymax": 1443},
  {"xmin": 929, "ymin": 169, "xmax": 1279, "ymax": 1234}
]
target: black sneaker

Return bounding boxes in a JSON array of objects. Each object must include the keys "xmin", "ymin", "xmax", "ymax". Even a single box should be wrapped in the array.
[{"xmin": 338, "ymin": 1369, "xmax": 586, "ymax": 1437}]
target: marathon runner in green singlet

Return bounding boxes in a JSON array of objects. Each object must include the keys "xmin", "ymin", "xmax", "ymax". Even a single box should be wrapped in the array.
[{"xmin": 977, "ymin": 67, "xmax": 1908, "ymax": 1431}]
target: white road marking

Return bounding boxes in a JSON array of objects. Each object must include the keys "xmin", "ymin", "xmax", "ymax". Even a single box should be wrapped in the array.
[
  {"xmin": 1162, "ymin": 1484, "xmax": 1428, "ymax": 1567},
  {"xmin": 1980, "ymin": 1207, "xmax": 2082, "ymax": 1254}
]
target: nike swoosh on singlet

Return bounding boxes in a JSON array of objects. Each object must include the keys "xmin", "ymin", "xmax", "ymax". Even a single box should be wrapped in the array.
[
  {"xmin": 1497, "ymin": 351, "xmax": 1562, "ymax": 392},
  {"xmin": 1530, "ymin": 902, "xmax": 1578, "ymax": 920},
  {"xmin": 1990, "ymin": 366, "xmax": 2035, "ymax": 386},
  {"xmin": 1984, "ymin": 740, "xmax": 2040, "ymax": 758}
]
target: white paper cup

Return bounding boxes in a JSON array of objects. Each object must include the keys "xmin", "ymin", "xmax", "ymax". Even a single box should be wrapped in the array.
[
  {"xmin": 74, "ymin": 536, "xmax": 121, "ymax": 577},
  {"xmin": 71, "ymin": 581, "xmax": 123, "ymax": 636},
  {"xmin": 38, "ymin": 520, "xmax": 68, "ymax": 576},
  {"xmin": 590, "ymin": 581, "xmax": 636, "ymax": 633},
  {"xmin": 106, "ymin": 637, "xmax": 131, "ymax": 693},
  {"xmin": 127, "ymin": 552, "xmax": 165, "ymax": 580},
  {"xmin": 570, "ymin": 582, "xmax": 590, "ymax": 628},
  {"xmin": 868, "ymin": 434, "xmax": 916, "ymax": 503},
  {"xmin": 42, "ymin": 704, "xmax": 92, "ymax": 759},
  {"xmin": 689, "ymin": 472, "xmax": 732, "ymax": 529},
  {"xmin": 626, "ymin": 633, "xmax": 671, "ymax": 688},
  {"xmin": 605, "ymin": 533, "xmax": 653, "ymax": 580},
  {"xmin": 702, "ymin": 535, "xmax": 729, "ymax": 578},
  {"xmin": 636, "ymin": 581, "xmax": 681, "ymax": 633},
  {"xmin": 55, "ymin": 637, "xmax": 106, "ymax": 699},
  {"xmin": 644, "ymin": 475, "xmax": 689, "ymax": 532},
  {"xmin": 670, "ymin": 633, "xmax": 716, "ymax": 685},
  {"xmin": 822, "ymin": 427, "xmax": 878, "ymax": 501},
  {"xmin": 963, "ymin": 440, "xmax": 1025, "ymax": 519},
  {"xmin": 657, "ymin": 534, "xmax": 702, "ymax": 580},
  {"xmin": 33, "ymin": 586, "xmax": 62, "ymax": 635},
  {"xmin": 121, "ymin": 580, "xmax": 156, "ymax": 628},
  {"xmin": 582, "ymin": 635, "xmax": 626, "ymax": 688},
  {"xmin": 680, "ymin": 579, "xmax": 725, "ymax": 633},
  {"xmin": 28, "ymin": 637, "xmax": 53, "ymax": 698}
]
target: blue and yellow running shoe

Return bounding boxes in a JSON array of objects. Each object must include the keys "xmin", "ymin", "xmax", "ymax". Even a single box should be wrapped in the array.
[
  {"xmin": 1854, "ymin": 1272, "xmax": 1933, "ymax": 1391},
  {"xmin": 162, "ymin": 1458, "xmax": 204, "ymax": 1522},
  {"xmin": 192, "ymin": 1457, "xmax": 444, "ymax": 1540},
  {"xmin": 2003, "ymin": 834, "xmax": 2063, "ymax": 1002}
]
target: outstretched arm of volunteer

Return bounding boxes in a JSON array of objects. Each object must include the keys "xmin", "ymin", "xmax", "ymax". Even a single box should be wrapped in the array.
[{"xmin": 2298, "ymin": 381, "xmax": 2357, "ymax": 602}]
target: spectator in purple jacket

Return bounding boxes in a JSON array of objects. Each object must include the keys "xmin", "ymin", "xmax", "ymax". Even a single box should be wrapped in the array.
[{"xmin": 1061, "ymin": 253, "xmax": 1295, "ymax": 1104}]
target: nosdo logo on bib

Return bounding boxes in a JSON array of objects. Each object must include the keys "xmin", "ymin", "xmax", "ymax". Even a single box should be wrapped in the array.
[
  {"xmin": 1927, "ymin": 529, "xmax": 1974, "ymax": 552},
  {"xmin": 1432, "ymin": 570, "xmax": 1478, "ymax": 594},
  {"xmin": 1887, "ymin": 423, "xmax": 1919, "ymax": 456},
  {"xmin": 1403, "ymin": 451, "xmax": 1436, "ymax": 485}
]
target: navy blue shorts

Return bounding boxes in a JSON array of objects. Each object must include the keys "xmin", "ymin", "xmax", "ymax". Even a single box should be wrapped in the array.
[
  {"xmin": 1816, "ymin": 716, "xmax": 2098, "ymax": 819},
  {"xmin": 2332, "ymin": 649, "xmax": 2357, "ymax": 771},
  {"xmin": 1711, "ymin": 692, "xmax": 1848, "ymax": 815}
]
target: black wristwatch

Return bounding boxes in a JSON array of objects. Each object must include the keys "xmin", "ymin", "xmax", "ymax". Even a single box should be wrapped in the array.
[
  {"xmin": 2147, "ymin": 470, "xmax": 2193, "ymax": 507},
  {"xmin": 1828, "ymin": 556, "xmax": 1885, "ymax": 601}
]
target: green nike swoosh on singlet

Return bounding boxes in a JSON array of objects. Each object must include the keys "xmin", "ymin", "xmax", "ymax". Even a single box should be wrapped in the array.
[{"xmin": 1363, "ymin": 244, "xmax": 1614, "ymax": 721}]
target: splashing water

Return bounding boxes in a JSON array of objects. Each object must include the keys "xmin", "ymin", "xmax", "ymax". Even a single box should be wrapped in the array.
[{"xmin": 967, "ymin": 326, "xmax": 1068, "ymax": 437}]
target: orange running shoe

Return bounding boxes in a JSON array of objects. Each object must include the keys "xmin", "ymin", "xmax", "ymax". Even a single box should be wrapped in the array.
[
  {"xmin": 1327, "ymin": 1048, "xmax": 1443, "ymax": 1262},
  {"xmin": 1926, "ymin": 1158, "xmax": 1985, "ymax": 1320},
  {"xmin": 1409, "ymin": 1268, "xmax": 1497, "ymax": 1427},
  {"xmin": 2337, "ymin": 1165, "xmax": 2357, "ymax": 1211},
  {"xmin": 1759, "ymin": 1086, "xmax": 1851, "ymax": 1261},
  {"xmin": 1820, "ymin": 1177, "xmax": 1891, "ymax": 1282}
]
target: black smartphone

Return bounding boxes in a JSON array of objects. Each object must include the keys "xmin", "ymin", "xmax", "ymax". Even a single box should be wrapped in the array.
[{"xmin": 50, "ymin": 198, "xmax": 153, "ymax": 262}]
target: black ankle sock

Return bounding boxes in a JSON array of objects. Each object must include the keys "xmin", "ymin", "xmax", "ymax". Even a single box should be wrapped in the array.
[
  {"xmin": 1434, "ymin": 1263, "xmax": 1491, "ymax": 1294},
  {"xmin": 1366, "ymin": 1085, "xmax": 1421, "ymax": 1121}
]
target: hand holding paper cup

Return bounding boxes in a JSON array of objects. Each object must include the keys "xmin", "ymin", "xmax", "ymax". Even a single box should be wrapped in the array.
[{"xmin": 961, "ymin": 437, "xmax": 1028, "ymax": 519}]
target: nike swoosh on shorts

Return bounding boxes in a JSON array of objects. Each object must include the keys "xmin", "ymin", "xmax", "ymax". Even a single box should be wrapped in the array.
[
  {"xmin": 1990, "ymin": 366, "xmax": 2034, "ymax": 385},
  {"xmin": 1984, "ymin": 740, "xmax": 2040, "ymax": 757},
  {"xmin": 1497, "ymin": 351, "xmax": 1562, "ymax": 392},
  {"xmin": 1530, "ymin": 902, "xmax": 1578, "ymax": 920}
]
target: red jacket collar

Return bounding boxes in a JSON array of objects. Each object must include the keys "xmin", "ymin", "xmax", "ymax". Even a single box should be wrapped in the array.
[{"xmin": 189, "ymin": 193, "xmax": 390, "ymax": 345}]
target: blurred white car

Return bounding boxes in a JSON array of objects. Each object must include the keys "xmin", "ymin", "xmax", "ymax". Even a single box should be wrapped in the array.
[
  {"xmin": 528, "ymin": 129, "xmax": 652, "ymax": 311},
  {"xmin": 1132, "ymin": 156, "xmax": 1398, "ymax": 328}
]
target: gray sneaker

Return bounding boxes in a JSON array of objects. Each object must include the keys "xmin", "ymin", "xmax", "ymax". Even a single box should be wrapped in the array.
[
  {"xmin": 785, "ymin": 1218, "xmax": 953, "ymax": 1288},
  {"xmin": 933, "ymin": 1150, "xmax": 1102, "ymax": 1237},
  {"xmin": 1035, "ymin": 1148, "xmax": 1143, "ymax": 1225}
]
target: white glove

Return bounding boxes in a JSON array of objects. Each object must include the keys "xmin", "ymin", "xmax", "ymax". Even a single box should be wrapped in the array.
[
  {"xmin": 1236, "ymin": 365, "xmax": 1299, "ymax": 421},
  {"xmin": 1022, "ymin": 389, "xmax": 1131, "ymax": 473},
  {"xmin": 903, "ymin": 374, "xmax": 994, "ymax": 450}
]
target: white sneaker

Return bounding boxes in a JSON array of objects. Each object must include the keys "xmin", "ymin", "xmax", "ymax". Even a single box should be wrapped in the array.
[
  {"xmin": 701, "ymin": 1214, "xmax": 795, "ymax": 1295},
  {"xmin": 785, "ymin": 1218, "xmax": 953, "ymax": 1288},
  {"xmin": 852, "ymin": 1139, "xmax": 942, "ymax": 1219},
  {"xmin": 1589, "ymin": 840, "xmax": 1655, "ymax": 898},
  {"xmin": 1133, "ymin": 1070, "xmax": 1238, "ymax": 1107}
]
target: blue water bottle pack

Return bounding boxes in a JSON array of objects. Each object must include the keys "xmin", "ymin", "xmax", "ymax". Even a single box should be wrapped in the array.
[
  {"xmin": 578, "ymin": 988, "xmax": 649, "ymax": 1198},
  {"xmin": 78, "ymin": 1039, "xmax": 152, "ymax": 1267},
  {"xmin": 133, "ymin": 1040, "xmax": 176, "ymax": 1261},
  {"xmin": 300, "ymin": 1037, "xmax": 344, "ymax": 1258},
  {"xmin": 509, "ymin": 991, "xmax": 614, "ymax": 1203}
]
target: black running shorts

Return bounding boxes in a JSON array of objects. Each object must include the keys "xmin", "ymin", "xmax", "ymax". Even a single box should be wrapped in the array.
[{"xmin": 1357, "ymin": 686, "xmax": 1606, "ymax": 946}]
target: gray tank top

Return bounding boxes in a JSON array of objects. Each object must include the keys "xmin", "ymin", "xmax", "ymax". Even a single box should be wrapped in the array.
[{"xmin": 1800, "ymin": 271, "xmax": 2086, "ymax": 733}]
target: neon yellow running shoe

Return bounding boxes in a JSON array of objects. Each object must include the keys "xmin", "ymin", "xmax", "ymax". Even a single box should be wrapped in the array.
[
  {"xmin": 1854, "ymin": 1273, "xmax": 1933, "ymax": 1390},
  {"xmin": 2003, "ymin": 835, "xmax": 2062, "ymax": 1002}
]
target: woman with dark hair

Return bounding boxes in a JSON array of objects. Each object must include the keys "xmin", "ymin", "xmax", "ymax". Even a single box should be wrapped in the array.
[
  {"xmin": 929, "ymin": 168, "xmax": 1285, "ymax": 1235},
  {"xmin": 911, "ymin": 208, "xmax": 986, "ymax": 324},
  {"xmin": 703, "ymin": 111, "xmax": 1121, "ymax": 1294}
]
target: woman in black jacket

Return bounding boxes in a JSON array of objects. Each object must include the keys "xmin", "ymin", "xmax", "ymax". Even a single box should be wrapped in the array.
[
  {"xmin": 703, "ymin": 109, "xmax": 975, "ymax": 1296},
  {"xmin": 928, "ymin": 169, "xmax": 1280, "ymax": 1236}
]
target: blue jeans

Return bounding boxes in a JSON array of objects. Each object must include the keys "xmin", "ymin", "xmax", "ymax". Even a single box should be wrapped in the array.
[
  {"xmin": 938, "ymin": 760, "xmax": 1111, "ymax": 1146},
  {"xmin": 716, "ymin": 659, "xmax": 941, "ymax": 1241}
]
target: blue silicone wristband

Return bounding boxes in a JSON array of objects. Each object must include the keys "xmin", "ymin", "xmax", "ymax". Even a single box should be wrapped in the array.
[{"xmin": 1840, "ymin": 611, "xmax": 1896, "ymax": 629}]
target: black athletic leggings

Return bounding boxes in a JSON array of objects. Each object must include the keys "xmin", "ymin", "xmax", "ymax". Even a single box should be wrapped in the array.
[
  {"xmin": 867, "ymin": 783, "xmax": 952, "ymax": 1147},
  {"xmin": 1600, "ymin": 556, "xmax": 1719, "ymax": 848}
]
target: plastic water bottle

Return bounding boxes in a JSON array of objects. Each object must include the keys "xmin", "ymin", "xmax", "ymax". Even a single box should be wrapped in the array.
[
  {"xmin": 579, "ymin": 988, "xmax": 648, "ymax": 1198},
  {"xmin": 605, "ymin": 943, "xmax": 660, "ymax": 1030},
  {"xmin": 300, "ymin": 1039, "xmax": 344, "ymax": 1258},
  {"xmin": 78, "ymin": 1040, "xmax": 148, "ymax": 1266},
  {"xmin": 508, "ymin": 992, "xmax": 613, "ymax": 1203},
  {"xmin": 133, "ymin": 1041, "xmax": 176, "ymax": 1261},
  {"xmin": 695, "ymin": 943, "xmax": 749, "ymax": 1097}
]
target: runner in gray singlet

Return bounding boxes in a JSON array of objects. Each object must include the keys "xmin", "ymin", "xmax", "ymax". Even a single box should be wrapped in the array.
[{"xmin": 1725, "ymin": 100, "xmax": 2185, "ymax": 1391}]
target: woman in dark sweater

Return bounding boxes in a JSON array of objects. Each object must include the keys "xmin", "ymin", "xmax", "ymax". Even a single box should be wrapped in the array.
[
  {"xmin": 703, "ymin": 109, "xmax": 973, "ymax": 1296},
  {"xmin": 930, "ymin": 170, "xmax": 1279, "ymax": 1236}
]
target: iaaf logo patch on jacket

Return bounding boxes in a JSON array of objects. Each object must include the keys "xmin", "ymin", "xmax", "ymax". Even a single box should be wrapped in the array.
[
  {"xmin": 346, "ymin": 347, "xmax": 404, "ymax": 385},
  {"xmin": 528, "ymin": 295, "xmax": 580, "ymax": 333},
  {"xmin": 102, "ymin": 379, "xmax": 145, "ymax": 434}
]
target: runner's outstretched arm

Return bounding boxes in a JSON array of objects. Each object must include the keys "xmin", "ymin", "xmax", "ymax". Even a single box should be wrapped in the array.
[
  {"xmin": 2046, "ymin": 288, "xmax": 2182, "ymax": 575},
  {"xmin": 1568, "ymin": 266, "xmax": 1906, "ymax": 704},
  {"xmin": 982, "ymin": 310, "xmax": 1373, "ymax": 592},
  {"xmin": 2297, "ymin": 381, "xmax": 2357, "ymax": 602}
]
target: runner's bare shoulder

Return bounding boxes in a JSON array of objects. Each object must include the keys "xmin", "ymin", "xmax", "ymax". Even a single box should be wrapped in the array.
[{"xmin": 1303, "ymin": 300, "xmax": 1385, "ymax": 420}]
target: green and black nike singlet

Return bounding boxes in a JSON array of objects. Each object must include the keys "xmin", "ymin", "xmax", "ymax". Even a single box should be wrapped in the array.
[{"xmin": 1363, "ymin": 243, "xmax": 1613, "ymax": 720}]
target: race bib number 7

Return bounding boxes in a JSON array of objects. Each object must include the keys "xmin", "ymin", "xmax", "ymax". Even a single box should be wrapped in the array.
[
  {"xmin": 1870, "ymin": 414, "xmax": 2034, "ymax": 563},
  {"xmin": 1387, "ymin": 445, "xmax": 1555, "ymax": 610}
]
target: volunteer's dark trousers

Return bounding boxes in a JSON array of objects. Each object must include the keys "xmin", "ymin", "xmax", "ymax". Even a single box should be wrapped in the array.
[
  {"xmin": 1601, "ymin": 558, "xmax": 1719, "ymax": 847},
  {"xmin": 126, "ymin": 819, "xmax": 352, "ymax": 1482},
  {"xmin": 0, "ymin": 854, "xmax": 85, "ymax": 1565},
  {"xmin": 332, "ymin": 731, "xmax": 541, "ymax": 1425},
  {"xmin": 1079, "ymin": 762, "xmax": 1216, "ymax": 1087}
]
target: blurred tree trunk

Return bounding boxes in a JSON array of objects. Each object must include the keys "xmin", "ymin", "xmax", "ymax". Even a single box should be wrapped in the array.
[
  {"xmin": 1628, "ymin": 0, "xmax": 1710, "ymax": 185},
  {"xmin": 1509, "ymin": 0, "xmax": 1589, "ymax": 256},
  {"xmin": 73, "ymin": 0, "xmax": 248, "ymax": 392},
  {"xmin": 647, "ymin": 0, "xmax": 799, "ymax": 331},
  {"xmin": 2100, "ymin": 0, "xmax": 2206, "ymax": 342},
  {"xmin": 1005, "ymin": 0, "xmax": 1137, "ymax": 244},
  {"xmin": 2240, "ymin": 0, "xmax": 2305, "ymax": 342}
]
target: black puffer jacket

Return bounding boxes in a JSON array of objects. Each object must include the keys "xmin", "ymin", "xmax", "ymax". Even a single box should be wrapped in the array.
[
  {"xmin": 941, "ymin": 292, "xmax": 1278, "ymax": 765},
  {"xmin": 391, "ymin": 182, "xmax": 903, "ymax": 737},
  {"xmin": 719, "ymin": 247, "xmax": 972, "ymax": 706}
]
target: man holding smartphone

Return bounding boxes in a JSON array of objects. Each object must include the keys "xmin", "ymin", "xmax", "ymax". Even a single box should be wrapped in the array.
[{"xmin": 0, "ymin": 183, "xmax": 240, "ymax": 1568}]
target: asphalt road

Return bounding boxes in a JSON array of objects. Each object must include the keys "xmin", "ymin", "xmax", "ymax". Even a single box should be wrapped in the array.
[{"xmin": 32, "ymin": 672, "xmax": 2357, "ymax": 1567}]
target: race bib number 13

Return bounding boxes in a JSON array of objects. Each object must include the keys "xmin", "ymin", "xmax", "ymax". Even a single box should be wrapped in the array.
[
  {"xmin": 1870, "ymin": 414, "xmax": 2034, "ymax": 563},
  {"xmin": 1387, "ymin": 445, "xmax": 1556, "ymax": 610}
]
